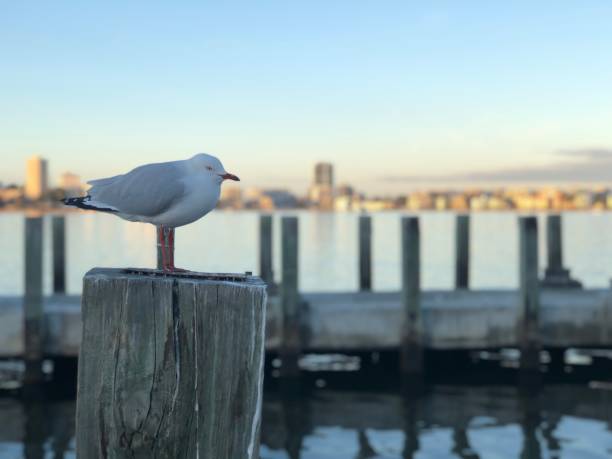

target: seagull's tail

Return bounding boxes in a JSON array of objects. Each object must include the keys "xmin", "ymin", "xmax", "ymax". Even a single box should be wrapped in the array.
[{"xmin": 62, "ymin": 195, "xmax": 118, "ymax": 213}]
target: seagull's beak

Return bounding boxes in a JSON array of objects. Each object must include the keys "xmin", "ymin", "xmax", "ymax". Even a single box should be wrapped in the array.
[{"xmin": 220, "ymin": 172, "xmax": 240, "ymax": 182}]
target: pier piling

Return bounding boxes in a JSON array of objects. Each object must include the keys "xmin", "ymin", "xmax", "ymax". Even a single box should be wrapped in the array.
[
  {"xmin": 52, "ymin": 215, "xmax": 66, "ymax": 294},
  {"xmin": 280, "ymin": 216, "xmax": 300, "ymax": 378},
  {"xmin": 454, "ymin": 214, "xmax": 470, "ymax": 290},
  {"xmin": 259, "ymin": 214, "xmax": 274, "ymax": 288},
  {"xmin": 76, "ymin": 268, "xmax": 267, "ymax": 458},
  {"xmin": 518, "ymin": 216, "xmax": 542, "ymax": 380},
  {"xmin": 542, "ymin": 214, "xmax": 581, "ymax": 288},
  {"xmin": 24, "ymin": 216, "xmax": 44, "ymax": 385},
  {"xmin": 400, "ymin": 216, "xmax": 423, "ymax": 378},
  {"xmin": 359, "ymin": 215, "xmax": 372, "ymax": 291}
]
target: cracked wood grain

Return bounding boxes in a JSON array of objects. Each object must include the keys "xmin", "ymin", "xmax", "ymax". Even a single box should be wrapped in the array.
[{"xmin": 76, "ymin": 268, "xmax": 267, "ymax": 459}]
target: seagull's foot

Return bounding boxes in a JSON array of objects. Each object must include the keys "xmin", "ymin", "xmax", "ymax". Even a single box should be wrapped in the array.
[{"xmin": 162, "ymin": 265, "xmax": 190, "ymax": 273}]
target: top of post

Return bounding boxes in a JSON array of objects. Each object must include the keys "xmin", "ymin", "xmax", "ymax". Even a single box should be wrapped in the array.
[{"xmin": 84, "ymin": 267, "xmax": 265, "ymax": 288}]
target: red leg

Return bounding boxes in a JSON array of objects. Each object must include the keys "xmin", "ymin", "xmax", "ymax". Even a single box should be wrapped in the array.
[
  {"xmin": 168, "ymin": 228, "xmax": 188, "ymax": 272},
  {"xmin": 168, "ymin": 228, "xmax": 174, "ymax": 271},
  {"xmin": 158, "ymin": 226, "xmax": 163, "ymax": 270},
  {"xmin": 160, "ymin": 225, "xmax": 170, "ymax": 271}
]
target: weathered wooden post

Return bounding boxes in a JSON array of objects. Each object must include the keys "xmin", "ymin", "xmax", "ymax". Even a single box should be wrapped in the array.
[
  {"xmin": 52, "ymin": 215, "xmax": 66, "ymax": 294},
  {"xmin": 518, "ymin": 216, "xmax": 541, "ymax": 381},
  {"xmin": 280, "ymin": 216, "xmax": 300, "ymax": 378},
  {"xmin": 156, "ymin": 226, "xmax": 174, "ymax": 270},
  {"xmin": 358, "ymin": 215, "xmax": 372, "ymax": 291},
  {"xmin": 76, "ymin": 268, "xmax": 267, "ymax": 458},
  {"xmin": 259, "ymin": 214, "xmax": 274, "ymax": 287},
  {"xmin": 400, "ymin": 216, "xmax": 423, "ymax": 379},
  {"xmin": 454, "ymin": 214, "xmax": 469, "ymax": 290},
  {"xmin": 24, "ymin": 216, "xmax": 44, "ymax": 385},
  {"xmin": 541, "ymin": 214, "xmax": 581, "ymax": 288},
  {"xmin": 546, "ymin": 215, "xmax": 562, "ymax": 272}
]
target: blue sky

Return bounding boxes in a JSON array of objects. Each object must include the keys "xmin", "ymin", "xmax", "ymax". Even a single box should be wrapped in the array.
[{"xmin": 1, "ymin": 1, "xmax": 611, "ymax": 193}]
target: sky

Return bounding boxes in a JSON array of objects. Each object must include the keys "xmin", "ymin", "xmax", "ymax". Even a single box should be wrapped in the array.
[{"xmin": 1, "ymin": 1, "xmax": 612, "ymax": 194}]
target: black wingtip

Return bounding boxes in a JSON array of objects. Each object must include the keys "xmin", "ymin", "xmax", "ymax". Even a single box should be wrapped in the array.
[{"xmin": 62, "ymin": 195, "xmax": 117, "ymax": 213}]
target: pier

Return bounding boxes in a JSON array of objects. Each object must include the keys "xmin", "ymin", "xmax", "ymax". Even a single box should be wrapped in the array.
[{"xmin": 1, "ymin": 213, "xmax": 610, "ymax": 382}]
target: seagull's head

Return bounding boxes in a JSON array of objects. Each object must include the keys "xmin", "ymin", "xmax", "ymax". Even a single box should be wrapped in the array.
[{"xmin": 190, "ymin": 153, "xmax": 240, "ymax": 185}]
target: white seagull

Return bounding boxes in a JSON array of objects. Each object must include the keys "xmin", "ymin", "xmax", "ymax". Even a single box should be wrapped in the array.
[{"xmin": 63, "ymin": 153, "xmax": 239, "ymax": 272}]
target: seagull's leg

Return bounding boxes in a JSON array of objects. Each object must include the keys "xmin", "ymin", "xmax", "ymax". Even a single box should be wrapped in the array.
[
  {"xmin": 164, "ymin": 226, "xmax": 173, "ymax": 271},
  {"xmin": 157, "ymin": 225, "xmax": 164, "ymax": 270},
  {"xmin": 168, "ymin": 228, "xmax": 174, "ymax": 270},
  {"xmin": 168, "ymin": 228, "xmax": 188, "ymax": 272},
  {"xmin": 160, "ymin": 225, "xmax": 170, "ymax": 271}
]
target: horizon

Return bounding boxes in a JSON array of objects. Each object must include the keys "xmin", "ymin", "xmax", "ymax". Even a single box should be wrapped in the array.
[{"xmin": 2, "ymin": 2, "xmax": 612, "ymax": 193}]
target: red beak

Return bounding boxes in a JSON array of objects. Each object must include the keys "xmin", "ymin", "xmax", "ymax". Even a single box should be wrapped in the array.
[{"xmin": 221, "ymin": 172, "xmax": 240, "ymax": 182}]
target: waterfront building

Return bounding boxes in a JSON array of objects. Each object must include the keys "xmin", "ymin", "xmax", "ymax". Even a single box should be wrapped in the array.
[
  {"xmin": 59, "ymin": 171, "xmax": 84, "ymax": 197},
  {"xmin": 25, "ymin": 156, "xmax": 48, "ymax": 200},
  {"xmin": 309, "ymin": 162, "xmax": 335, "ymax": 210}
]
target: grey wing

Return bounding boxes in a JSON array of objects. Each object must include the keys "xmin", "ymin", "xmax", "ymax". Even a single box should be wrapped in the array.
[{"xmin": 88, "ymin": 162, "xmax": 186, "ymax": 217}]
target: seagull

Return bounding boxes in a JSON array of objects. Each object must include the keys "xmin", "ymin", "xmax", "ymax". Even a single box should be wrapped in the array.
[{"xmin": 63, "ymin": 153, "xmax": 239, "ymax": 272}]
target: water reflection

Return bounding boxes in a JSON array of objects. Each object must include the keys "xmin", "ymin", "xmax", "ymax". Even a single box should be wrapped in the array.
[
  {"xmin": 3, "ymin": 384, "xmax": 612, "ymax": 458},
  {"xmin": 257, "ymin": 384, "xmax": 612, "ymax": 458}
]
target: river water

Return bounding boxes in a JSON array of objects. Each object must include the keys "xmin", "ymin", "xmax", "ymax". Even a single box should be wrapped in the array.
[
  {"xmin": 2, "ymin": 384, "xmax": 612, "ymax": 458},
  {"xmin": 2, "ymin": 210, "xmax": 612, "ymax": 294}
]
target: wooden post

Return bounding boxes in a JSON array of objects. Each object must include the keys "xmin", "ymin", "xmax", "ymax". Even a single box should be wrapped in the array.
[
  {"xmin": 280, "ymin": 216, "xmax": 300, "ymax": 378},
  {"xmin": 76, "ymin": 268, "xmax": 267, "ymax": 459},
  {"xmin": 259, "ymin": 215, "xmax": 273, "ymax": 287},
  {"xmin": 542, "ymin": 214, "xmax": 582, "ymax": 288},
  {"xmin": 24, "ymin": 216, "xmax": 44, "ymax": 385},
  {"xmin": 156, "ymin": 227, "xmax": 174, "ymax": 270},
  {"xmin": 547, "ymin": 214, "xmax": 562, "ymax": 271},
  {"xmin": 518, "ymin": 216, "xmax": 541, "ymax": 379},
  {"xmin": 454, "ymin": 214, "xmax": 469, "ymax": 290},
  {"xmin": 400, "ymin": 216, "xmax": 423, "ymax": 377},
  {"xmin": 358, "ymin": 215, "xmax": 372, "ymax": 291},
  {"xmin": 52, "ymin": 215, "xmax": 66, "ymax": 294}
]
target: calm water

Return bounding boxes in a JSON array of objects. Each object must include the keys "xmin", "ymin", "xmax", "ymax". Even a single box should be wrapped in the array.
[
  {"xmin": 2, "ymin": 210, "xmax": 612, "ymax": 294},
  {"xmin": 2, "ymin": 384, "xmax": 612, "ymax": 458}
]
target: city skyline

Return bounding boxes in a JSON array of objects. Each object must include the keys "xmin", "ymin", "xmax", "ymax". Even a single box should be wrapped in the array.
[
  {"xmin": 6, "ymin": 148, "xmax": 612, "ymax": 196},
  {"xmin": 5, "ymin": 156, "xmax": 612, "ymax": 213}
]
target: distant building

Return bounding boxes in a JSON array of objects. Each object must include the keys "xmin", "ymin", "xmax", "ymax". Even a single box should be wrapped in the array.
[
  {"xmin": 407, "ymin": 192, "xmax": 433, "ymax": 210},
  {"xmin": 25, "ymin": 156, "xmax": 48, "ymax": 200},
  {"xmin": 59, "ymin": 171, "xmax": 84, "ymax": 198},
  {"xmin": 434, "ymin": 194, "xmax": 449, "ymax": 211},
  {"xmin": 333, "ymin": 184, "xmax": 357, "ymax": 211},
  {"xmin": 258, "ymin": 190, "xmax": 298, "ymax": 210},
  {"xmin": 309, "ymin": 162, "xmax": 335, "ymax": 210},
  {"xmin": 574, "ymin": 190, "xmax": 594, "ymax": 210},
  {"xmin": 0, "ymin": 185, "xmax": 23, "ymax": 205},
  {"xmin": 449, "ymin": 194, "xmax": 470, "ymax": 211},
  {"xmin": 314, "ymin": 162, "xmax": 334, "ymax": 187}
]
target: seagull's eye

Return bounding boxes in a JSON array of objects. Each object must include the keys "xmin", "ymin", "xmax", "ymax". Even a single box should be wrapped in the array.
[{"xmin": 206, "ymin": 166, "xmax": 213, "ymax": 171}]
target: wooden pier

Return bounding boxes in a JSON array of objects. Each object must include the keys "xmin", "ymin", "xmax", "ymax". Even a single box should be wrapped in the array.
[{"xmin": 1, "ymin": 213, "xmax": 609, "ymax": 381}]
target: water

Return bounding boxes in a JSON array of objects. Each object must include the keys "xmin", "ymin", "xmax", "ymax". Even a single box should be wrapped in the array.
[
  {"xmin": 2, "ymin": 384, "xmax": 612, "ymax": 458},
  {"xmin": 2, "ymin": 210, "xmax": 612, "ymax": 294}
]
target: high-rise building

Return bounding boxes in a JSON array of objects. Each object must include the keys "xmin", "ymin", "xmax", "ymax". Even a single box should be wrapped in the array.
[
  {"xmin": 309, "ymin": 162, "xmax": 335, "ymax": 210},
  {"xmin": 314, "ymin": 162, "xmax": 334, "ymax": 187},
  {"xmin": 25, "ymin": 156, "xmax": 48, "ymax": 200}
]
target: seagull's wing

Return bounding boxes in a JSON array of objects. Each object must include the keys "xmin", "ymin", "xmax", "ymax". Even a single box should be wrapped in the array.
[{"xmin": 88, "ymin": 161, "xmax": 187, "ymax": 217}]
